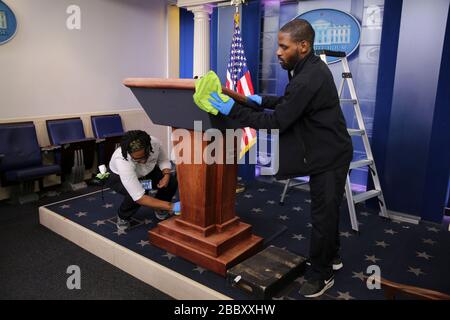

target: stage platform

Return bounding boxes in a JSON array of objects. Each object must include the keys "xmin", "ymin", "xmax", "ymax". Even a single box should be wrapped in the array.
[{"xmin": 39, "ymin": 181, "xmax": 450, "ymax": 300}]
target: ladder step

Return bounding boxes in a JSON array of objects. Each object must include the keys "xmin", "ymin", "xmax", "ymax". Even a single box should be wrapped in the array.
[
  {"xmin": 347, "ymin": 129, "xmax": 365, "ymax": 136},
  {"xmin": 340, "ymin": 99, "xmax": 357, "ymax": 104},
  {"xmin": 350, "ymin": 159, "xmax": 373, "ymax": 170},
  {"xmin": 353, "ymin": 190, "xmax": 382, "ymax": 204}
]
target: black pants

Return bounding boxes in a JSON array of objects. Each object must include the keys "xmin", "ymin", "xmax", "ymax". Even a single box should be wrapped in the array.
[
  {"xmin": 106, "ymin": 166, "xmax": 178, "ymax": 220},
  {"xmin": 308, "ymin": 164, "xmax": 349, "ymax": 280}
]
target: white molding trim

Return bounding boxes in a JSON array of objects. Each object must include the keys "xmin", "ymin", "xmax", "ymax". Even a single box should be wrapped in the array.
[{"xmin": 387, "ymin": 210, "xmax": 421, "ymax": 225}]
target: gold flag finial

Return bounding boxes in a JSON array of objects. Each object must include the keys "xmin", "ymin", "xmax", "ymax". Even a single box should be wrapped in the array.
[{"xmin": 232, "ymin": 0, "xmax": 245, "ymax": 25}]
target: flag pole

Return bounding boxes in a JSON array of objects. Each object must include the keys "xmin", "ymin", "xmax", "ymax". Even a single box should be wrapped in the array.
[{"xmin": 230, "ymin": 0, "xmax": 249, "ymax": 194}]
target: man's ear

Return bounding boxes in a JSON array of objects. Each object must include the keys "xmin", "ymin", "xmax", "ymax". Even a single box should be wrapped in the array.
[{"xmin": 300, "ymin": 40, "xmax": 310, "ymax": 54}]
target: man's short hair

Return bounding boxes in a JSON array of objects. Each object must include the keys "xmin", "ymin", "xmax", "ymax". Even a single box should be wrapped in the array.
[{"xmin": 280, "ymin": 19, "xmax": 315, "ymax": 46}]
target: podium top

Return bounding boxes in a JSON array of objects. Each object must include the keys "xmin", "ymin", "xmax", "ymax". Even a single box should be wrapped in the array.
[
  {"xmin": 124, "ymin": 78, "xmax": 196, "ymax": 90},
  {"xmin": 123, "ymin": 78, "xmax": 248, "ymax": 105},
  {"xmin": 122, "ymin": 77, "xmax": 253, "ymax": 130}
]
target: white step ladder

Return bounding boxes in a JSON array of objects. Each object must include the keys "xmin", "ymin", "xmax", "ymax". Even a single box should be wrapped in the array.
[{"xmin": 318, "ymin": 50, "xmax": 389, "ymax": 232}]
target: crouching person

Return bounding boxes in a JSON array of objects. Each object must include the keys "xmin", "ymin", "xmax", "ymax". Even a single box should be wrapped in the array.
[{"xmin": 107, "ymin": 130, "xmax": 180, "ymax": 230}]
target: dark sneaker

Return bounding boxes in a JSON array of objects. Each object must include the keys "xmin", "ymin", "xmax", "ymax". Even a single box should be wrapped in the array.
[
  {"xmin": 299, "ymin": 275, "xmax": 334, "ymax": 298},
  {"xmin": 116, "ymin": 216, "xmax": 130, "ymax": 231},
  {"xmin": 305, "ymin": 257, "xmax": 344, "ymax": 271},
  {"xmin": 154, "ymin": 210, "xmax": 169, "ymax": 220}
]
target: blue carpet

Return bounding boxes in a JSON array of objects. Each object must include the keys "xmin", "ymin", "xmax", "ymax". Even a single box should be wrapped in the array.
[{"xmin": 44, "ymin": 180, "xmax": 450, "ymax": 300}]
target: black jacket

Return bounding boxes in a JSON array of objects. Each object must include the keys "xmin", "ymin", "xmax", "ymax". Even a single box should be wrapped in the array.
[{"xmin": 228, "ymin": 51, "xmax": 353, "ymax": 179}]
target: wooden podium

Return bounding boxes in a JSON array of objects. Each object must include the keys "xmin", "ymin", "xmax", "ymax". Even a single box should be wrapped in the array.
[{"xmin": 123, "ymin": 78, "xmax": 263, "ymax": 276}]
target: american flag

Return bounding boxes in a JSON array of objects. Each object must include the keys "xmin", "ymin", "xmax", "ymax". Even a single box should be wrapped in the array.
[{"xmin": 226, "ymin": 13, "xmax": 257, "ymax": 159}]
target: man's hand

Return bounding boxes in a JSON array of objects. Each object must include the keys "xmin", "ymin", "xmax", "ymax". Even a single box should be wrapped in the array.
[
  {"xmin": 157, "ymin": 173, "xmax": 170, "ymax": 188},
  {"xmin": 208, "ymin": 92, "xmax": 235, "ymax": 116},
  {"xmin": 246, "ymin": 94, "xmax": 262, "ymax": 106}
]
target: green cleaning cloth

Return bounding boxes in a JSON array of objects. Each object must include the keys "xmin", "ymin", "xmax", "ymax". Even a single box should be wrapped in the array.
[{"xmin": 193, "ymin": 70, "xmax": 230, "ymax": 116}]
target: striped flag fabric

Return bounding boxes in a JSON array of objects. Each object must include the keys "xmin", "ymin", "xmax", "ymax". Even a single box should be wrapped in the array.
[{"xmin": 226, "ymin": 13, "xmax": 257, "ymax": 159}]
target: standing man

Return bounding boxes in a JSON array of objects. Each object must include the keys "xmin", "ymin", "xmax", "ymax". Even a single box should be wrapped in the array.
[
  {"xmin": 107, "ymin": 130, "xmax": 180, "ymax": 230},
  {"xmin": 207, "ymin": 19, "xmax": 353, "ymax": 297}
]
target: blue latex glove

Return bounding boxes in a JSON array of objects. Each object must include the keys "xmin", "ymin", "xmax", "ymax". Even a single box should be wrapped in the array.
[
  {"xmin": 208, "ymin": 92, "xmax": 235, "ymax": 116},
  {"xmin": 247, "ymin": 94, "xmax": 262, "ymax": 106},
  {"xmin": 172, "ymin": 201, "xmax": 181, "ymax": 216}
]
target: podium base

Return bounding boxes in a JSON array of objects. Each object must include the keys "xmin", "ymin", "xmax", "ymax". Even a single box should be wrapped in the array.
[{"xmin": 149, "ymin": 217, "xmax": 263, "ymax": 276}]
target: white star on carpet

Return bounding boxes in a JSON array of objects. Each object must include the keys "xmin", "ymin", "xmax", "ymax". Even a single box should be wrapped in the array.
[
  {"xmin": 144, "ymin": 219, "xmax": 153, "ymax": 225},
  {"xmin": 251, "ymin": 208, "xmax": 262, "ymax": 214},
  {"xmin": 86, "ymin": 197, "xmax": 96, "ymax": 201},
  {"xmin": 163, "ymin": 252, "xmax": 176, "ymax": 260},
  {"xmin": 408, "ymin": 267, "xmax": 425, "ymax": 276},
  {"xmin": 416, "ymin": 251, "xmax": 433, "ymax": 260},
  {"xmin": 114, "ymin": 229, "xmax": 127, "ymax": 236},
  {"xmin": 384, "ymin": 229, "xmax": 398, "ymax": 235},
  {"xmin": 304, "ymin": 199, "xmax": 311, "ymax": 203},
  {"xmin": 279, "ymin": 215, "xmax": 289, "ymax": 221},
  {"xmin": 109, "ymin": 191, "xmax": 117, "ymax": 194},
  {"xmin": 365, "ymin": 255, "xmax": 381, "ymax": 263},
  {"xmin": 352, "ymin": 271, "xmax": 366, "ymax": 281},
  {"xmin": 137, "ymin": 240, "xmax": 149, "ymax": 247},
  {"xmin": 60, "ymin": 204, "xmax": 70, "ymax": 209},
  {"xmin": 360, "ymin": 212, "xmax": 371, "ymax": 217},
  {"xmin": 292, "ymin": 206, "xmax": 303, "ymax": 212},
  {"xmin": 336, "ymin": 291, "xmax": 355, "ymax": 300},
  {"xmin": 306, "ymin": 223, "xmax": 312, "ymax": 228},
  {"xmin": 340, "ymin": 231, "xmax": 352, "ymax": 238},
  {"xmin": 193, "ymin": 266, "xmax": 206, "ymax": 274},
  {"xmin": 75, "ymin": 211, "xmax": 87, "ymax": 217},
  {"xmin": 258, "ymin": 188, "xmax": 267, "ymax": 192},
  {"xmin": 92, "ymin": 220, "xmax": 105, "ymax": 227},
  {"xmin": 295, "ymin": 276, "xmax": 307, "ymax": 285},
  {"xmin": 375, "ymin": 240, "xmax": 390, "ymax": 248},
  {"xmin": 266, "ymin": 200, "xmax": 275, "ymax": 205},
  {"xmin": 102, "ymin": 203, "xmax": 114, "ymax": 209},
  {"xmin": 426, "ymin": 226, "xmax": 440, "ymax": 233},
  {"xmin": 422, "ymin": 238, "xmax": 436, "ymax": 245},
  {"xmin": 292, "ymin": 234, "xmax": 305, "ymax": 241},
  {"xmin": 244, "ymin": 194, "xmax": 253, "ymax": 198}
]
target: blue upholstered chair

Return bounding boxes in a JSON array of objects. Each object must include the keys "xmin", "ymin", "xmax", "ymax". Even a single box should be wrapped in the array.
[
  {"xmin": 91, "ymin": 114, "xmax": 124, "ymax": 139},
  {"xmin": 46, "ymin": 118, "xmax": 96, "ymax": 190},
  {"xmin": 91, "ymin": 114, "xmax": 124, "ymax": 166},
  {"xmin": 0, "ymin": 122, "xmax": 60, "ymax": 203}
]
